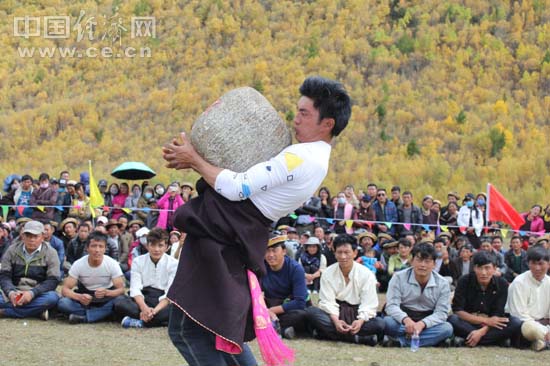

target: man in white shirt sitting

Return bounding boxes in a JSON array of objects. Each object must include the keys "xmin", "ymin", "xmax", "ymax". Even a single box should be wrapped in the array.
[
  {"xmin": 306, "ymin": 234, "xmax": 385, "ymax": 346},
  {"xmin": 114, "ymin": 228, "xmax": 178, "ymax": 328},
  {"xmin": 505, "ymin": 246, "xmax": 550, "ymax": 351},
  {"xmin": 58, "ymin": 231, "xmax": 126, "ymax": 324}
]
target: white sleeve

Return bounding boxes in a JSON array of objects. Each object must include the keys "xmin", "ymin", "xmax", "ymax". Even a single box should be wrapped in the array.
[
  {"xmin": 129, "ymin": 258, "xmax": 143, "ymax": 298},
  {"xmin": 68, "ymin": 259, "xmax": 81, "ymax": 279},
  {"xmin": 318, "ymin": 268, "xmax": 340, "ymax": 317},
  {"xmin": 214, "ymin": 149, "xmax": 293, "ymax": 201},
  {"xmin": 160, "ymin": 258, "xmax": 179, "ymax": 301},
  {"xmin": 357, "ymin": 271, "xmax": 378, "ymax": 321},
  {"xmin": 505, "ymin": 279, "xmax": 535, "ymax": 322},
  {"xmin": 109, "ymin": 257, "xmax": 124, "ymax": 278}
]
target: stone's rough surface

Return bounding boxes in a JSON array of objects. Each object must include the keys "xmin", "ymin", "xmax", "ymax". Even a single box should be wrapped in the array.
[{"xmin": 190, "ymin": 87, "xmax": 292, "ymax": 172}]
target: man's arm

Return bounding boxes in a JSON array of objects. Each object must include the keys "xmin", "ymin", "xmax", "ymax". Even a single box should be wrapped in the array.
[
  {"xmin": 279, "ymin": 264, "xmax": 308, "ymax": 313},
  {"xmin": 106, "ymin": 276, "xmax": 126, "ymax": 297},
  {"xmin": 163, "ymin": 132, "xmax": 299, "ymax": 202},
  {"xmin": 421, "ymin": 278, "xmax": 451, "ymax": 328},
  {"xmin": 384, "ymin": 274, "xmax": 409, "ymax": 323},
  {"xmin": 31, "ymin": 250, "xmax": 60, "ymax": 297},
  {"xmin": 357, "ymin": 271, "xmax": 378, "ymax": 321}
]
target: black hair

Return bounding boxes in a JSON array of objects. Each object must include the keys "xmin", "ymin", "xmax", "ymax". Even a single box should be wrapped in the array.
[
  {"xmin": 411, "ymin": 242, "xmax": 436, "ymax": 261},
  {"xmin": 510, "ymin": 235, "xmax": 522, "ymax": 242},
  {"xmin": 377, "ymin": 188, "xmax": 387, "ymax": 193},
  {"xmin": 74, "ymin": 183, "xmax": 84, "ymax": 192},
  {"xmin": 367, "ymin": 183, "xmax": 377, "ymax": 189},
  {"xmin": 318, "ymin": 186, "xmax": 331, "ymax": 201},
  {"xmin": 87, "ymin": 231, "xmax": 108, "ymax": 246},
  {"xmin": 472, "ymin": 251, "xmax": 497, "ymax": 267},
  {"xmin": 21, "ymin": 174, "xmax": 33, "ymax": 182},
  {"xmin": 398, "ymin": 238, "xmax": 411, "ymax": 248},
  {"xmin": 299, "ymin": 76, "xmax": 352, "ymax": 137},
  {"xmin": 402, "ymin": 191, "xmax": 413, "ymax": 197},
  {"xmin": 433, "ymin": 237, "xmax": 446, "ymax": 246},
  {"xmin": 59, "ymin": 170, "xmax": 69, "ymax": 177},
  {"xmin": 491, "ymin": 235, "xmax": 503, "ymax": 243},
  {"xmin": 333, "ymin": 234, "xmax": 357, "ymax": 251},
  {"xmin": 391, "ymin": 186, "xmax": 401, "ymax": 192},
  {"xmin": 147, "ymin": 227, "xmax": 168, "ymax": 245},
  {"xmin": 38, "ymin": 172, "xmax": 50, "ymax": 182},
  {"xmin": 77, "ymin": 222, "xmax": 90, "ymax": 231},
  {"xmin": 479, "ymin": 236, "xmax": 492, "ymax": 244},
  {"xmin": 527, "ymin": 246, "xmax": 550, "ymax": 262}
]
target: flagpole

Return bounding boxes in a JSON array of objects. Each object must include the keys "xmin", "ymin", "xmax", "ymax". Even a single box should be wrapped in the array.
[{"xmin": 485, "ymin": 183, "xmax": 491, "ymax": 225}]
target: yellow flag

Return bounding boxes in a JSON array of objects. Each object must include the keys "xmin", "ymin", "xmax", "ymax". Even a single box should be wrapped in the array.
[
  {"xmin": 89, "ymin": 161, "xmax": 104, "ymax": 218},
  {"xmin": 36, "ymin": 206, "xmax": 45, "ymax": 212},
  {"xmin": 345, "ymin": 220, "xmax": 353, "ymax": 229},
  {"xmin": 122, "ymin": 208, "xmax": 132, "ymax": 214},
  {"xmin": 500, "ymin": 229, "xmax": 509, "ymax": 238},
  {"xmin": 440, "ymin": 225, "xmax": 448, "ymax": 232},
  {"xmin": 284, "ymin": 152, "xmax": 304, "ymax": 172}
]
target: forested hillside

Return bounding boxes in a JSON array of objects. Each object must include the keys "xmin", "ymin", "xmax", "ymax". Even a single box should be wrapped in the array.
[{"xmin": 1, "ymin": 0, "xmax": 550, "ymax": 209}]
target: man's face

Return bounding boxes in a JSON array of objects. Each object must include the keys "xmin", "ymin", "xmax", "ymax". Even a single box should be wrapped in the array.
[
  {"xmin": 147, "ymin": 241, "xmax": 168, "ymax": 262},
  {"xmin": 43, "ymin": 225, "xmax": 53, "ymax": 240},
  {"xmin": 61, "ymin": 172, "xmax": 69, "ymax": 180},
  {"xmin": 461, "ymin": 249, "xmax": 473, "ymax": 261},
  {"xmin": 528, "ymin": 259, "xmax": 549, "ymax": 281},
  {"xmin": 344, "ymin": 186, "xmax": 354, "ymax": 197},
  {"xmin": 129, "ymin": 224, "xmax": 140, "ymax": 235},
  {"xmin": 376, "ymin": 190, "xmax": 387, "ymax": 203},
  {"xmin": 510, "ymin": 238, "xmax": 522, "ymax": 252},
  {"xmin": 78, "ymin": 226, "xmax": 90, "ymax": 240},
  {"xmin": 411, "ymin": 255, "xmax": 435, "ymax": 279},
  {"xmin": 391, "ymin": 191, "xmax": 400, "ymax": 201},
  {"xmin": 367, "ymin": 186, "xmax": 377, "ymax": 198},
  {"xmin": 288, "ymin": 232, "xmax": 299, "ymax": 240},
  {"xmin": 64, "ymin": 223, "xmax": 76, "ymax": 237},
  {"xmin": 87, "ymin": 239, "xmax": 106, "ymax": 261},
  {"xmin": 402, "ymin": 194, "xmax": 412, "ymax": 206},
  {"xmin": 23, "ymin": 232, "xmax": 43, "ymax": 252},
  {"xmin": 480, "ymin": 242, "xmax": 493, "ymax": 253},
  {"xmin": 99, "ymin": 185, "xmax": 107, "ymax": 193},
  {"xmin": 118, "ymin": 218, "xmax": 128, "ymax": 231},
  {"xmin": 299, "ymin": 235, "xmax": 309, "ymax": 245},
  {"xmin": 491, "ymin": 238, "xmax": 503, "ymax": 252},
  {"xmin": 21, "ymin": 179, "xmax": 32, "ymax": 190},
  {"xmin": 398, "ymin": 244, "xmax": 411, "ymax": 258},
  {"xmin": 108, "ymin": 225, "xmax": 119, "ymax": 236},
  {"xmin": 294, "ymin": 96, "xmax": 324, "ymax": 143},
  {"xmin": 265, "ymin": 245, "xmax": 286, "ymax": 269},
  {"xmin": 448, "ymin": 195, "xmax": 457, "ymax": 204},
  {"xmin": 314, "ymin": 227, "xmax": 324, "ymax": 240},
  {"xmin": 335, "ymin": 243, "xmax": 357, "ymax": 271},
  {"xmin": 474, "ymin": 263, "xmax": 496, "ymax": 287}
]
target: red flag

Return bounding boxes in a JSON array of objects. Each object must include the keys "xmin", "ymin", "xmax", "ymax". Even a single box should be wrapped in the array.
[{"xmin": 487, "ymin": 184, "xmax": 525, "ymax": 230}]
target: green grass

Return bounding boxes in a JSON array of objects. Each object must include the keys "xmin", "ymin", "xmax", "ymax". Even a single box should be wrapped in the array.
[{"xmin": 1, "ymin": 318, "xmax": 548, "ymax": 366}]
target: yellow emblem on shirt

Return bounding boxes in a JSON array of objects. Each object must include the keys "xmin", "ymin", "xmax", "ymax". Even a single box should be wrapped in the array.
[{"xmin": 284, "ymin": 152, "xmax": 304, "ymax": 172}]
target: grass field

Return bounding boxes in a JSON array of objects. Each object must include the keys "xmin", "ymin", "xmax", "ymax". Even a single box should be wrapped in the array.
[{"xmin": 1, "ymin": 317, "xmax": 548, "ymax": 366}]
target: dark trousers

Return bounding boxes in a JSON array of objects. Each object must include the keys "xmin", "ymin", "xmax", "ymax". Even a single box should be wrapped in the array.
[
  {"xmin": 306, "ymin": 306, "xmax": 385, "ymax": 342},
  {"xmin": 448, "ymin": 314, "xmax": 522, "ymax": 345},
  {"xmin": 279, "ymin": 309, "xmax": 309, "ymax": 333},
  {"xmin": 168, "ymin": 306, "xmax": 257, "ymax": 366},
  {"xmin": 113, "ymin": 295, "xmax": 170, "ymax": 327}
]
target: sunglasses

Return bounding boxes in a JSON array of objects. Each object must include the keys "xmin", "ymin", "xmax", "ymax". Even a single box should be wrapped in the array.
[{"xmin": 377, "ymin": 193, "xmax": 386, "ymax": 197}]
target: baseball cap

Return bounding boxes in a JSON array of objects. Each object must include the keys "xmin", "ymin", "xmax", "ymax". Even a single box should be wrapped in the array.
[{"xmin": 23, "ymin": 221, "xmax": 45, "ymax": 235}]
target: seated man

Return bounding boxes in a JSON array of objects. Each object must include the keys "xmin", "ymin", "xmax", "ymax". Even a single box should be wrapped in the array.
[
  {"xmin": 0, "ymin": 221, "xmax": 60, "ymax": 320},
  {"xmin": 307, "ymin": 234, "xmax": 385, "ymax": 345},
  {"xmin": 478, "ymin": 237, "xmax": 507, "ymax": 277},
  {"xmin": 384, "ymin": 243, "xmax": 453, "ymax": 347},
  {"xmin": 65, "ymin": 223, "xmax": 91, "ymax": 267},
  {"xmin": 504, "ymin": 235, "xmax": 528, "ymax": 283},
  {"xmin": 114, "ymin": 228, "xmax": 177, "ymax": 328},
  {"xmin": 448, "ymin": 251, "xmax": 522, "ymax": 347},
  {"xmin": 505, "ymin": 246, "xmax": 550, "ymax": 351},
  {"xmin": 58, "ymin": 231, "xmax": 125, "ymax": 324},
  {"xmin": 260, "ymin": 233, "xmax": 309, "ymax": 339}
]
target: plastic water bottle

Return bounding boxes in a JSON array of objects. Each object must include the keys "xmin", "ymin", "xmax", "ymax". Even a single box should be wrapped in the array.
[{"xmin": 410, "ymin": 331, "xmax": 420, "ymax": 352}]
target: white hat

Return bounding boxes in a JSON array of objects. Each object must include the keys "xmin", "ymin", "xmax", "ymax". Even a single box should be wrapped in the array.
[
  {"xmin": 97, "ymin": 216, "xmax": 108, "ymax": 225},
  {"xmin": 136, "ymin": 227, "xmax": 150, "ymax": 238}
]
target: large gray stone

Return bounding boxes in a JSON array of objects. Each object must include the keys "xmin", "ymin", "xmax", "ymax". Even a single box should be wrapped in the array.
[{"xmin": 190, "ymin": 87, "xmax": 292, "ymax": 172}]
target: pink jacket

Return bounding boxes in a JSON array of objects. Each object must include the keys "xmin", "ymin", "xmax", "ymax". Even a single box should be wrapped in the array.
[
  {"xmin": 156, "ymin": 192, "xmax": 184, "ymax": 229},
  {"xmin": 521, "ymin": 213, "xmax": 545, "ymax": 234},
  {"xmin": 110, "ymin": 193, "xmax": 128, "ymax": 220}
]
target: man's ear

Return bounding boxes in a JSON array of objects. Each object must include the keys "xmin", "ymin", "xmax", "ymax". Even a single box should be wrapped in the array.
[{"xmin": 322, "ymin": 118, "xmax": 335, "ymax": 132}]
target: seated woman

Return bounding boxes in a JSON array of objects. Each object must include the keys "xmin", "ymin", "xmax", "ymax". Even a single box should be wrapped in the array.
[{"xmin": 298, "ymin": 237, "xmax": 327, "ymax": 293}]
